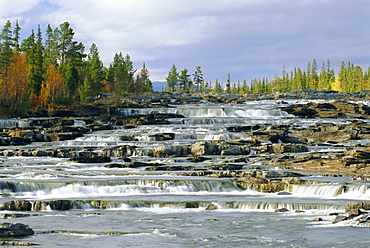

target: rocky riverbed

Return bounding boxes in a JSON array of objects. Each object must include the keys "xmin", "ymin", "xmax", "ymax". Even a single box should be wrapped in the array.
[{"xmin": 1, "ymin": 90, "xmax": 370, "ymax": 246}]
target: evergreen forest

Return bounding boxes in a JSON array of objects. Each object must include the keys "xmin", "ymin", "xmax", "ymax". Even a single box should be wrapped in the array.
[{"xmin": 0, "ymin": 20, "xmax": 369, "ymax": 117}]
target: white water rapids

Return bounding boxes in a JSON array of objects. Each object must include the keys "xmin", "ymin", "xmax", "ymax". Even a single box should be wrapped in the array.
[{"xmin": 1, "ymin": 101, "xmax": 370, "ymax": 247}]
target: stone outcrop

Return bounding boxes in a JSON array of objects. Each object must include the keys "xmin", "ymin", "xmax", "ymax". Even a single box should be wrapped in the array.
[
  {"xmin": 1, "ymin": 200, "xmax": 32, "ymax": 211},
  {"xmin": 0, "ymin": 223, "xmax": 34, "ymax": 237},
  {"xmin": 282, "ymin": 101, "xmax": 370, "ymax": 119},
  {"xmin": 264, "ymin": 148, "xmax": 370, "ymax": 176}
]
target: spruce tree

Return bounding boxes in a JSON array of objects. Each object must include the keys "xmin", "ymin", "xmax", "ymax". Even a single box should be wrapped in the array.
[
  {"xmin": 166, "ymin": 64, "xmax": 179, "ymax": 92},
  {"xmin": 192, "ymin": 66, "xmax": 203, "ymax": 92},
  {"xmin": 86, "ymin": 43, "xmax": 104, "ymax": 95},
  {"xmin": 179, "ymin": 68, "xmax": 190, "ymax": 91},
  {"xmin": 0, "ymin": 20, "xmax": 14, "ymax": 74}
]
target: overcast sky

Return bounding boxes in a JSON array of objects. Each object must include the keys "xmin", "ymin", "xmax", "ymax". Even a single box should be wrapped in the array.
[{"xmin": 1, "ymin": 0, "xmax": 369, "ymax": 84}]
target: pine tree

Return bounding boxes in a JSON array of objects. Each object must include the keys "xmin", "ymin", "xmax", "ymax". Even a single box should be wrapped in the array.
[
  {"xmin": 240, "ymin": 79, "xmax": 248, "ymax": 93},
  {"xmin": 13, "ymin": 20, "xmax": 21, "ymax": 52},
  {"xmin": 214, "ymin": 79, "xmax": 222, "ymax": 93},
  {"xmin": 0, "ymin": 20, "xmax": 14, "ymax": 74},
  {"xmin": 44, "ymin": 24, "xmax": 59, "ymax": 66},
  {"xmin": 166, "ymin": 64, "xmax": 179, "ymax": 92},
  {"xmin": 179, "ymin": 68, "xmax": 190, "ymax": 91},
  {"xmin": 192, "ymin": 66, "xmax": 203, "ymax": 92},
  {"xmin": 134, "ymin": 63, "xmax": 152, "ymax": 93},
  {"xmin": 22, "ymin": 25, "xmax": 45, "ymax": 96},
  {"xmin": 86, "ymin": 43, "xmax": 104, "ymax": 95},
  {"xmin": 78, "ymin": 77, "xmax": 92, "ymax": 103}
]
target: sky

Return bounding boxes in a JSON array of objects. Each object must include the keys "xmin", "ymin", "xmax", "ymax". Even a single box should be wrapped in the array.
[{"xmin": 1, "ymin": 0, "xmax": 369, "ymax": 86}]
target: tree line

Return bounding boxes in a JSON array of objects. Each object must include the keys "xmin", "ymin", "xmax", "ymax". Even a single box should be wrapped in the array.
[
  {"xmin": 1, "ymin": 20, "xmax": 369, "ymax": 117},
  {"xmin": 0, "ymin": 20, "xmax": 152, "ymax": 117},
  {"xmin": 166, "ymin": 60, "xmax": 369, "ymax": 95}
]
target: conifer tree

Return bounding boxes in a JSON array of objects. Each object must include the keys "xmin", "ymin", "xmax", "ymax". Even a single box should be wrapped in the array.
[
  {"xmin": 192, "ymin": 66, "xmax": 203, "ymax": 92},
  {"xmin": 134, "ymin": 63, "xmax": 152, "ymax": 93},
  {"xmin": 179, "ymin": 68, "xmax": 191, "ymax": 91},
  {"xmin": 214, "ymin": 79, "xmax": 222, "ymax": 93},
  {"xmin": 22, "ymin": 26, "xmax": 45, "ymax": 96},
  {"xmin": 0, "ymin": 20, "xmax": 14, "ymax": 74},
  {"xmin": 166, "ymin": 64, "xmax": 179, "ymax": 92},
  {"xmin": 13, "ymin": 20, "xmax": 21, "ymax": 52},
  {"xmin": 86, "ymin": 43, "xmax": 104, "ymax": 95}
]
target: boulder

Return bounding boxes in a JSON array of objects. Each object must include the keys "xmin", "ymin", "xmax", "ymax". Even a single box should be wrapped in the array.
[
  {"xmin": 149, "ymin": 133, "xmax": 175, "ymax": 141},
  {"xmin": 333, "ymin": 215, "xmax": 347, "ymax": 224},
  {"xmin": 187, "ymin": 156, "xmax": 210, "ymax": 162},
  {"xmin": 103, "ymin": 145, "xmax": 136, "ymax": 157},
  {"xmin": 275, "ymin": 208, "xmax": 289, "ymax": 213},
  {"xmin": 71, "ymin": 156, "xmax": 111, "ymax": 163},
  {"xmin": 1, "ymin": 200, "xmax": 32, "ymax": 211},
  {"xmin": 185, "ymin": 202, "xmax": 199, "ymax": 208},
  {"xmin": 205, "ymin": 203, "xmax": 219, "ymax": 210},
  {"xmin": 345, "ymin": 201, "xmax": 370, "ymax": 212},
  {"xmin": 191, "ymin": 141, "xmax": 220, "ymax": 156},
  {"xmin": 152, "ymin": 145, "xmax": 190, "ymax": 157},
  {"xmin": 0, "ymin": 223, "xmax": 34, "ymax": 237}
]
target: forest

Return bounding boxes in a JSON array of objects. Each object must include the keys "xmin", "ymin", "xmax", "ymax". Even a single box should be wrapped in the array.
[{"xmin": 0, "ymin": 20, "xmax": 369, "ymax": 117}]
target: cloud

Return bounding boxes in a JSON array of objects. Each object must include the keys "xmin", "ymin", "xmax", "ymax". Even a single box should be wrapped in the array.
[
  {"xmin": 0, "ymin": 0, "xmax": 368, "ymax": 82},
  {"xmin": 0, "ymin": 0, "xmax": 40, "ymax": 17}
]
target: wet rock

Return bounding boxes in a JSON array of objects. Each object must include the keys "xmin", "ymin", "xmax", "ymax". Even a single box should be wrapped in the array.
[
  {"xmin": 187, "ymin": 156, "xmax": 210, "ymax": 162},
  {"xmin": 125, "ymin": 162, "xmax": 152, "ymax": 168},
  {"xmin": 103, "ymin": 145, "xmax": 136, "ymax": 157},
  {"xmin": 0, "ymin": 241, "xmax": 39, "ymax": 246},
  {"xmin": 48, "ymin": 200, "xmax": 74, "ymax": 210},
  {"xmin": 104, "ymin": 163, "xmax": 127, "ymax": 168},
  {"xmin": 70, "ymin": 156, "xmax": 111, "ymax": 163},
  {"xmin": 0, "ymin": 223, "xmax": 34, "ymax": 237},
  {"xmin": 347, "ymin": 208, "xmax": 364, "ymax": 219},
  {"xmin": 357, "ymin": 214, "xmax": 370, "ymax": 223},
  {"xmin": 211, "ymin": 164, "xmax": 244, "ymax": 170},
  {"xmin": 1, "ymin": 213, "xmax": 39, "ymax": 219},
  {"xmin": 270, "ymin": 143, "xmax": 308, "ymax": 154},
  {"xmin": 1, "ymin": 201, "xmax": 32, "ymax": 211},
  {"xmin": 47, "ymin": 132, "xmax": 83, "ymax": 142},
  {"xmin": 9, "ymin": 137, "xmax": 32, "ymax": 145},
  {"xmin": 191, "ymin": 141, "xmax": 220, "ymax": 156},
  {"xmin": 145, "ymin": 165, "xmax": 190, "ymax": 171},
  {"xmin": 345, "ymin": 201, "xmax": 370, "ymax": 212},
  {"xmin": 205, "ymin": 203, "xmax": 219, "ymax": 210},
  {"xmin": 185, "ymin": 202, "xmax": 199, "ymax": 208},
  {"xmin": 149, "ymin": 133, "xmax": 175, "ymax": 141},
  {"xmin": 190, "ymin": 141, "xmax": 251, "ymax": 156},
  {"xmin": 275, "ymin": 208, "xmax": 289, "ymax": 213},
  {"xmin": 152, "ymin": 145, "xmax": 190, "ymax": 157},
  {"xmin": 277, "ymin": 191, "xmax": 291, "ymax": 195},
  {"xmin": 333, "ymin": 215, "xmax": 348, "ymax": 224},
  {"xmin": 313, "ymin": 217, "xmax": 323, "ymax": 221},
  {"xmin": 31, "ymin": 150, "xmax": 53, "ymax": 156}
]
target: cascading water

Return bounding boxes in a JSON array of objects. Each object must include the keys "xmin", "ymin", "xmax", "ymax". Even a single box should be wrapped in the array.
[{"xmin": 1, "ymin": 101, "xmax": 369, "ymax": 247}]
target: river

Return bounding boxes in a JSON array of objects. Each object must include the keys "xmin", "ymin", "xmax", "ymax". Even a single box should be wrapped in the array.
[{"xmin": 1, "ymin": 100, "xmax": 370, "ymax": 247}]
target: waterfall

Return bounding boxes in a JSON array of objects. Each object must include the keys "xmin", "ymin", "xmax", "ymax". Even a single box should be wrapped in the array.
[{"xmin": 290, "ymin": 184, "xmax": 345, "ymax": 197}]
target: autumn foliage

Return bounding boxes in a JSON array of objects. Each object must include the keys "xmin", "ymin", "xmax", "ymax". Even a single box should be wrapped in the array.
[{"xmin": 0, "ymin": 53, "xmax": 29, "ymax": 116}]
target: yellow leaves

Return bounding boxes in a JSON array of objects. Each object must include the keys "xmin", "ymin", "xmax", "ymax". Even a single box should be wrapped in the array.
[
  {"xmin": 331, "ymin": 77, "xmax": 344, "ymax": 92},
  {"xmin": 0, "ymin": 53, "xmax": 29, "ymax": 115},
  {"xmin": 40, "ymin": 64, "xmax": 66, "ymax": 107}
]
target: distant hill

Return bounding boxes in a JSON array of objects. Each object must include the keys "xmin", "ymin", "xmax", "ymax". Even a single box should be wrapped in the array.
[{"xmin": 152, "ymin": 81, "xmax": 166, "ymax": 92}]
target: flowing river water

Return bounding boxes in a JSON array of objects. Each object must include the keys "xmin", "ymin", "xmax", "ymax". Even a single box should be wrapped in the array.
[{"xmin": 1, "ymin": 100, "xmax": 370, "ymax": 247}]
